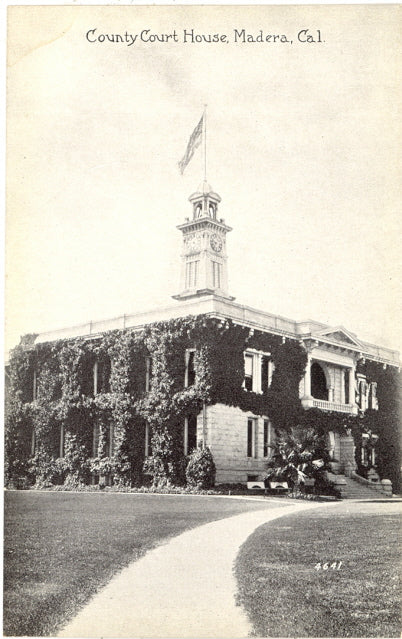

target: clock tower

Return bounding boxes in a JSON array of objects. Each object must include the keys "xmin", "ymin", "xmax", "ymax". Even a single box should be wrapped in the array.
[{"xmin": 173, "ymin": 181, "xmax": 235, "ymax": 301}]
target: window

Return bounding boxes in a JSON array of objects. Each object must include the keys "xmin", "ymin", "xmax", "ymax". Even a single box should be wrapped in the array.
[
  {"xmin": 60, "ymin": 424, "xmax": 65, "ymax": 458},
  {"xmin": 263, "ymin": 419, "xmax": 271, "ymax": 458},
  {"xmin": 361, "ymin": 434, "xmax": 369, "ymax": 465},
  {"xmin": 109, "ymin": 424, "xmax": 114, "ymax": 456},
  {"xmin": 261, "ymin": 356, "xmax": 274, "ymax": 394},
  {"xmin": 92, "ymin": 357, "xmax": 111, "ymax": 395},
  {"xmin": 185, "ymin": 260, "xmax": 199, "ymax": 289},
  {"xmin": 247, "ymin": 418, "xmax": 257, "ymax": 458},
  {"xmin": 93, "ymin": 423, "xmax": 101, "ymax": 457},
  {"xmin": 243, "ymin": 350, "xmax": 273, "ymax": 393},
  {"xmin": 93, "ymin": 362, "xmax": 98, "ymax": 395},
  {"xmin": 369, "ymin": 383, "xmax": 378, "ymax": 410},
  {"xmin": 357, "ymin": 375, "xmax": 368, "ymax": 411},
  {"xmin": 244, "ymin": 353, "xmax": 254, "ymax": 391},
  {"xmin": 185, "ymin": 349, "xmax": 196, "ymax": 387},
  {"xmin": 145, "ymin": 356, "xmax": 153, "ymax": 392},
  {"xmin": 344, "ymin": 369, "xmax": 350, "ymax": 404},
  {"xmin": 212, "ymin": 261, "xmax": 221, "ymax": 288},
  {"xmin": 247, "ymin": 474, "xmax": 258, "ymax": 482},
  {"xmin": 311, "ymin": 362, "xmax": 328, "ymax": 400},
  {"xmin": 184, "ymin": 415, "xmax": 197, "ymax": 455},
  {"xmin": 145, "ymin": 423, "xmax": 152, "ymax": 457}
]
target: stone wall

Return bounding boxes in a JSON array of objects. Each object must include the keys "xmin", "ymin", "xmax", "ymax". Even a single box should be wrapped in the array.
[{"xmin": 205, "ymin": 403, "xmax": 270, "ymax": 484}]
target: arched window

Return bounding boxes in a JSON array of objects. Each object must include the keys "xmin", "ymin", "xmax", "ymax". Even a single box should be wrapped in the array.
[
  {"xmin": 194, "ymin": 203, "xmax": 202, "ymax": 218},
  {"xmin": 311, "ymin": 362, "xmax": 328, "ymax": 400}
]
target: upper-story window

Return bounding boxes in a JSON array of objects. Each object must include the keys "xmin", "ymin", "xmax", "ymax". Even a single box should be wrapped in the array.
[
  {"xmin": 369, "ymin": 382, "xmax": 378, "ymax": 410},
  {"xmin": 185, "ymin": 349, "xmax": 196, "ymax": 387},
  {"xmin": 344, "ymin": 369, "xmax": 350, "ymax": 404},
  {"xmin": 356, "ymin": 376, "xmax": 378, "ymax": 411},
  {"xmin": 82, "ymin": 355, "xmax": 111, "ymax": 396},
  {"xmin": 93, "ymin": 357, "xmax": 111, "ymax": 395},
  {"xmin": 243, "ymin": 350, "xmax": 274, "ymax": 394},
  {"xmin": 244, "ymin": 353, "xmax": 254, "ymax": 391},
  {"xmin": 311, "ymin": 362, "xmax": 328, "ymax": 400},
  {"xmin": 356, "ymin": 375, "xmax": 368, "ymax": 411}
]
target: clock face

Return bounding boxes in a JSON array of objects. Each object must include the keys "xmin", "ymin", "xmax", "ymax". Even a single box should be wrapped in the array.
[
  {"xmin": 186, "ymin": 235, "xmax": 201, "ymax": 254},
  {"xmin": 210, "ymin": 234, "xmax": 223, "ymax": 253}
]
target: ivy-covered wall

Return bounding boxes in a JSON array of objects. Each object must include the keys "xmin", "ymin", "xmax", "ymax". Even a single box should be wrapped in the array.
[
  {"xmin": 355, "ymin": 359, "xmax": 402, "ymax": 491},
  {"xmin": 5, "ymin": 315, "xmax": 401, "ymax": 490}
]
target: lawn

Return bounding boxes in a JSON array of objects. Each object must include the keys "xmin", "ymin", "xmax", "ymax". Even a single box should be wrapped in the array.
[
  {"xmin": 235, "ymin": 500, "xmax": 402, "ymax": 637},
  {"xmin": 4, "ymin": 490, "xmax": 282, "ymax": 636}
]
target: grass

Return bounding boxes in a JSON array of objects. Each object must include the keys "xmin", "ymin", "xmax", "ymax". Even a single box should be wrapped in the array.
[
  {"xmin": 235, "ymin": 500, "xmax": 402, "ymax": 637},
  {"xmin": 3, "ymin": 490, "xmax": 283, "ymax": 636}
]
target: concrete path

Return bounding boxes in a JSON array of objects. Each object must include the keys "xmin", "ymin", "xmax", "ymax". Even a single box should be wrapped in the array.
[{"xmin": 58, "ymin": 499, "xmax": 324, "ymax": 638}]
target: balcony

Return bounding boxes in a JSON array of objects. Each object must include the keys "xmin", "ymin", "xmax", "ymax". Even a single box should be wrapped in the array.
[{"xmin": 301, "ymin": 397, "xmax": 358, "ymax": 414}]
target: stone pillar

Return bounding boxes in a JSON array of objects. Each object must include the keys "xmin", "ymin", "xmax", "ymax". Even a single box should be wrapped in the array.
[
  {"xmin": 304, "ymin": 355, "xmax": 312, "ymax": 397},
  {"xmin": 340, "ymin": 369, "xmax": 345, "ymax": 403},
  {"xmin": 301, "ymin": 355, "xmax": 314, "ymax": 409},
  {"xmin": 349, "ymin": 365, "xmax": 356, "ymax": 410},
  {"xmin": 340, "ymin": 433, "xmax": 357, "ymax": 477}
]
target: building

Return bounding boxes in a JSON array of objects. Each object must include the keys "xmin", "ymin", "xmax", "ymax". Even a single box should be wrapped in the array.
[{"xmin": 5, "ymin": 182, "xmax": 401, "ymax": 492}]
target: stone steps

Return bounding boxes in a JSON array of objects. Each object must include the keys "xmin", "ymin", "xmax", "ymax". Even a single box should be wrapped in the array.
[{"xmin": 339, "ymin": 475, "xmax": 391, "ymax": 499}]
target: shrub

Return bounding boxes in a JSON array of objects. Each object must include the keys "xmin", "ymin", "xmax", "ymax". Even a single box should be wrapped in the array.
[{"xmin": 185, "ymin": 446, "xmax": 216, "ymax": 489}]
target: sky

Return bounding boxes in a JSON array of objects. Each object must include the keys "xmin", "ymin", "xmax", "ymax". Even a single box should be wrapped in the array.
[{"xmin": 6, "ymin": 4, "xmax": 402, "ymax": 356}]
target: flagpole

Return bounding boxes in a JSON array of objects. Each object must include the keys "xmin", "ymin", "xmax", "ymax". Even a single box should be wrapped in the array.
[{"xmin": 203, "ymin": 104, "xmax": 207, "ymax": 182}]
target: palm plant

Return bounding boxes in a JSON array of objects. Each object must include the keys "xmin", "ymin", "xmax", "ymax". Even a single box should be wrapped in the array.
[{"xmin": 264, "ymin": 426, "xmax": 331, "ymax": 492}]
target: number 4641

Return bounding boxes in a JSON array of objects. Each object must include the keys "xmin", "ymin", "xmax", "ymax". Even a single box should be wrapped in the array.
[{"xmin": 314, "ymin": 561, "xmax": 342, "ymax": 571}]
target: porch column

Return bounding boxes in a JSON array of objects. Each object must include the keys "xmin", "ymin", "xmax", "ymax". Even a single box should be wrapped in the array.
[
  {"xmin": 301, "ymin": 354, "xmax": 313, "ymax": 409},
  {"xmin": 304, "ymin": 355, "xmax": 312, "ymax": 397},
  {"xmin": 340, "ymin": 369, "xmax": 345, "ymax": 404},
  {"xmin": 349, "ymin": 365, "xmax": 357, "ymax": 413}
]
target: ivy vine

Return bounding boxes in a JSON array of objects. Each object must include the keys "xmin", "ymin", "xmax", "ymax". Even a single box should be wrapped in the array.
[{"xmin": 5, "ymin": 316, "xmax": 401, "ymax": 490}]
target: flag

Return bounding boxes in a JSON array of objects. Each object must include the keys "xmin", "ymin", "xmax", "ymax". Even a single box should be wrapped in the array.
[{"xmin": 178, "ymin": 114, "xmax": 204, "ymax": 174}]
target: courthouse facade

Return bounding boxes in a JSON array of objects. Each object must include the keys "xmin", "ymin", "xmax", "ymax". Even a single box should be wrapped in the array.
[{"xmin": 5, "ymin": 182, "xmax": 401, "ymax": 490}]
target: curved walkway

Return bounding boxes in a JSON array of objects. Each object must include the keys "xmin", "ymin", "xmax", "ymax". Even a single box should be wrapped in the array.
[{"xmin": 58, "ymin": 499, "xmax": 325, "ymax": 638}]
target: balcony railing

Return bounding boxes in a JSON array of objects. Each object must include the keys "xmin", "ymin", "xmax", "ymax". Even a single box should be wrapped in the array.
[
  {"xmin": 312, "ymin": 399, "xmax": 355, "ymax": 414},
  {"xmin": 301, "ymin": 396, "xmax": 357, "ymax": 414}
]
